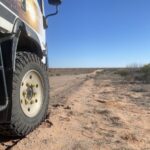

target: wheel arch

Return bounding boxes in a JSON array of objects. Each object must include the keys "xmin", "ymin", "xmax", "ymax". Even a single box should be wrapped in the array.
[{"xmin": 13, "ymin": 19, "xmax": 43, "ymax": 59}]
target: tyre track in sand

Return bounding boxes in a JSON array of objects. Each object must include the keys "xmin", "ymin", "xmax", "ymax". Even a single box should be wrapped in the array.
[{"xmin": 0, "ymin": 73, "xmax": 91, "ymax": 150}]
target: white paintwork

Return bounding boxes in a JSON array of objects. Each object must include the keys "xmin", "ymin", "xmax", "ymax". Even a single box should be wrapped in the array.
[
  {"xmin": 0, "ymin": 2, "xmax": 46, "ymax": 52},
  {"xmin": 0, "ymin": 17, "xmax": 14, "ymax": 32}
]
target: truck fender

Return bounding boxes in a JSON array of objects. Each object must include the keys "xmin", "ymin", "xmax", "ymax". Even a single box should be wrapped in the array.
[{"xmin": 12, "ymin": 19, "xmax": 43, "ymax": 71}]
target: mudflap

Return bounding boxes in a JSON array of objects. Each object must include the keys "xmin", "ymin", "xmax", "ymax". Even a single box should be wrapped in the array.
[
  {"xmin": 0, "ymin": 71, "xmax": 11, "ymax": 123},
  {"xmin": 0, "ymin": 68, "xmax": 12, "ymax": 123},
  {"xmin": 0, "ymin": 108, "xmax": 10, "ymax": 123},
  {"xmin": 0, "ymin": 70, "xmax": 10, "ymax": 123}
]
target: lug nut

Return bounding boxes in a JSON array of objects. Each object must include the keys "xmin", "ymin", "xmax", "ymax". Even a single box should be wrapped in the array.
[{"xmin": 25, "ymin": 99, "xmax": 28, "ymax": 105}]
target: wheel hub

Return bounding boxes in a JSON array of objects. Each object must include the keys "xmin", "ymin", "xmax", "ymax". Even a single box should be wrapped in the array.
[
  {"xmin": 20, "ymin": 70, "xmax": 44, "ymax": 118},
  {"xmin": 26, "ymin": 85, "xmax": 34, "ymax": 100}
]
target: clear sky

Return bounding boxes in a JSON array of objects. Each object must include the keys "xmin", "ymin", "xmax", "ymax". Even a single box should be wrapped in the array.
[{"xmin": 45, "ymin": 0, "xmax": 150, "ymax": 68}]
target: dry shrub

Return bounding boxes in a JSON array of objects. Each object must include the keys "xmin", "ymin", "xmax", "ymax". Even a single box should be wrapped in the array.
[
  {"xmin": 56, "ymin": 73, "xmax": 61, "ymax": 76},
  {"xmin": 115, "ymin": 63, "xmax": 150, "ymax": 83},
  {"xmin": 141, "ymin": 64, "xmax": 150, "ymax": 83},
  {"xmin": 115, "ymin": 69, "xmax": 129, "ymax": 77}
]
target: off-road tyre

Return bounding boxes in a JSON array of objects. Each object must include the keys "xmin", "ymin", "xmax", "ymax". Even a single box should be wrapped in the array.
[{"xmin": 0, "ymin": 52, "xmax": 49, "ymax": 137}]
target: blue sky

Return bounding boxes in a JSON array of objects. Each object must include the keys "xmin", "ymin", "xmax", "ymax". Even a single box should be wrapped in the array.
[{"xmin": 45, "ymin": 0, "xmax": 150, "ymax": 68}]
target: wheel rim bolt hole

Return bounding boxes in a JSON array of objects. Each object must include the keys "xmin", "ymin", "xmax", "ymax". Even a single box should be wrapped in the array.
[{"xmin": 23, "ymin": 92, "xmax": 26, "ymax": 97}]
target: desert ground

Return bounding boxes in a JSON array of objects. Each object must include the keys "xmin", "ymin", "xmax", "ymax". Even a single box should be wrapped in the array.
[{"xmin": 0, "ymin": 69, "xmax": 150, "ymax": 150}]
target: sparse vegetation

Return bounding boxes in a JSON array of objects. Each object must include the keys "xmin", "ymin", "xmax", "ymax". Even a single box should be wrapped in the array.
[
  {"xmin": 56, "ymin": 73, "xmax": 61, "ymax": 76},
  {"xmin": 115, "ymin": 63, "xmax": 150, "ymax": 83},
  {"xmin": 49, "ymin": 68, "xmax": 99, "ymax": 76},
  {"xmin": 49, "ymin": 74, "xmax": 54, "ymax": 76},
  {"xmin": 141, "ymin": 64, "xmax": 150, "ymax": 83},
  {"xmin": 115, "ymin": 69, "xmax": 129, "ymax": 77}
]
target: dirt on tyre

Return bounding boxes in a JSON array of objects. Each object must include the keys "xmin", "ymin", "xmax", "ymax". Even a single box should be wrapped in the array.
[{"xmin": 0, "ymin": 52, "xmax": 49, "ymax": 137}]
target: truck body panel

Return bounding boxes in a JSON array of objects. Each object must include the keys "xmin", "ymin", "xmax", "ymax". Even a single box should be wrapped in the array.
[{"xmin": 0, "ymin": 0, "xmax": 46, "ymax": 51}]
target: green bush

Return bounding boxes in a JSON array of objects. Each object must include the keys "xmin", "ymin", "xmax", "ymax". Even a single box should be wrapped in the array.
[
  {"xmin": 141, "ymin": 64, "xmax": 150, "ymax": 74},
  {"xmin": 49, "ymin": 74, "xmax": 54, "ymax": 76},
  {"xmin": 56, "ymin": 73, "xmax": 61, "ymax": 76},
  {"xmin": 115, "ymin": 69, "xmax": 129, "ymax": 77},
  {"xmin": 141, "ymin": 64, "xmax": 150, "ymax": 82}
]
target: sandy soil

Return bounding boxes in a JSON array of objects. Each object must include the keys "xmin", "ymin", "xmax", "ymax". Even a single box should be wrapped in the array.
[{"xmin": 0, "ymin": 70, "xmax": 150, "ymax": 150}]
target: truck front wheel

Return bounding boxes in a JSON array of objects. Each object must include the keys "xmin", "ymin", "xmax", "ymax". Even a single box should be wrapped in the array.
[{"xmin": 0, "ymin": 52, "xmax": 49, "ymax": 137}]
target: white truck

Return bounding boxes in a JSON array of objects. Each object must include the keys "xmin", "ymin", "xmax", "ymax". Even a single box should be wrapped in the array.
[{"xmin": 0, "ymin": 0, "xmax": 61, "ymax": 137}]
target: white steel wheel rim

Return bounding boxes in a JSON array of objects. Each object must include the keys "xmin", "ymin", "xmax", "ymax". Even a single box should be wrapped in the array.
[{"xmin": 20, "ymin": 70, "xmax": 44, "ymax": 118}]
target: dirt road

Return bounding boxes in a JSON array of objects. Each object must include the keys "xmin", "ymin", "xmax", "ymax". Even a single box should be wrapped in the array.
[{"xmin": 0, "ymin": 70, "xmax": 150, "ymax": 150}]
